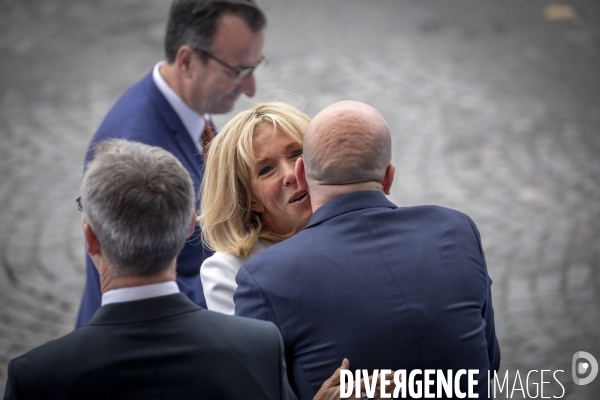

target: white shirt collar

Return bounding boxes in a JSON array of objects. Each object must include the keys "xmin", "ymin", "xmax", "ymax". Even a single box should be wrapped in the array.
[
  {"xmin": 101, "ymin": 281, "xmax": 180, "ymax": 306},
  {"xmin": 152, "ymin": 61, "xmax": 211, "ymax": 154}
]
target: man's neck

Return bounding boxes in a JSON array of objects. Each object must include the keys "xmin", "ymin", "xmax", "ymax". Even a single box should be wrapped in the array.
[
  {"xmin": 100, "ymin": 266, "xmax": 177, "ymax": 294},
  {"xmin": 159, "ymin": 61, "xmax": 208, "ymax": 115},
  {"xmin": 159, "ymin": 62, "xmax": 185, "ymax": 103},
  {"xmin": 308, "ymin": 182, "xmax": 384, "ymax": 212}
]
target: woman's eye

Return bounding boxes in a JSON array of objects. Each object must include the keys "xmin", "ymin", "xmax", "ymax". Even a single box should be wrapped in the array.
[
  {"xmin": 258, "ymin": 166, "xmax": 272, "ymax": 176},
  {"xmin": 290, "ymin": 149, "xmax": 303, "ymax": 158}
]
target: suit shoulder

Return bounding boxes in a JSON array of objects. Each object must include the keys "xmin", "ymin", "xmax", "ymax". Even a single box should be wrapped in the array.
[
  {"xmin": 93, "ymin": 76, "xmax": 168, "ymax": 141},
  {"xmin": 8, "ymin": 328, "xmax": 90, "ymax": 374},
  {"xmin": 239, "ymin": 238, "xmax": 303, "ymax": 275},
  {"xmin": 402, "ymin": 204, "xmax": 473, "ymax": 223},
  {"xmin": 200, "ymin": 310, "xmax": 282, "ymax": 345},
  {"xmin": 201, "ymin": 308, "xmax": 277, "ymax": 331}
]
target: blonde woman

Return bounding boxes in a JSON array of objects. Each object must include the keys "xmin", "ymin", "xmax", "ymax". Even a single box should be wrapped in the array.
[{"xmin": 198, "ymin": 102, "xmax": 312, "ymax": 314}]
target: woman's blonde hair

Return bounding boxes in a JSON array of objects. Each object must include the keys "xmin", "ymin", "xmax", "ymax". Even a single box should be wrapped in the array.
[{"xmin": 198, "ymin": 102, "xmax": 311, "ymax": 256}]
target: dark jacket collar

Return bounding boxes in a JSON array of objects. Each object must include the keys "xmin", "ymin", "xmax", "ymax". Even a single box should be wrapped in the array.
[
  {"xmin": 86, "ymin": 293, "xmax": 201, "ymax": 326},
  {"xmin": 305, "ymin": 190, "xmax": 397, "ymax": 229}
]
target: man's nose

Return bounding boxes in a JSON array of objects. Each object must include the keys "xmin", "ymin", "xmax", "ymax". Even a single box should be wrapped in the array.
[{"xmin": 237, "ymin": 72, "xmax": 256, "ymax": 98}]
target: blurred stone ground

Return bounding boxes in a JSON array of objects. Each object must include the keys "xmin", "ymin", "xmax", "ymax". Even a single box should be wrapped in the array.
[{"xmin": 0, "ymin": 0, "xmax": 599, "ymax": 398}]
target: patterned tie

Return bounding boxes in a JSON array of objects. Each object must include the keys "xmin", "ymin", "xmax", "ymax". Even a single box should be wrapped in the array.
[{"xmin": 201, "ymin": 116, "xmax": 215, "ymax": 156}]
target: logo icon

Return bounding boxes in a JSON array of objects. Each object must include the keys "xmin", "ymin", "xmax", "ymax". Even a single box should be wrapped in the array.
[{"xmin": 572, "ymin": 351, "xmax": 598, "ymax": 385}]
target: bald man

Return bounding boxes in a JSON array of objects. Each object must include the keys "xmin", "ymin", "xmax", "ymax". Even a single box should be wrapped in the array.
[{"xmin": 235, "ymin": 100, "xmax": 500, "ymax": 400}]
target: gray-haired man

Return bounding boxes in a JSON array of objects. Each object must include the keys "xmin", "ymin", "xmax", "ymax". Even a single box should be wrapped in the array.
[{"xmin": 4, "ymin": 140, "xmax": 295, "ymax": 399}]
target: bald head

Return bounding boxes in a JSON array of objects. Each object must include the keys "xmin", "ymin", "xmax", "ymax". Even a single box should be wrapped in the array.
[{"xmin": 303, "ymin": 101, "xmax": 391, "ymax": 186}]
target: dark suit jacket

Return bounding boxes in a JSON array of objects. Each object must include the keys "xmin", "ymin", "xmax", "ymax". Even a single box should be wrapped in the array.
[
  {"xmin": 235, "ymin": 191, "xmax": 500, "ymax": 400},
  {"xmin": 76, "ymin": 71, "xmax": 212, "ymax": 327},
  {"xmin": 5, "ymin": 293, "xmax": 294, "ymax": 400}
]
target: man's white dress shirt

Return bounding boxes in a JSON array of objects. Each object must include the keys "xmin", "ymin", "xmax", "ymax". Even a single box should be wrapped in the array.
[{"xmin": 102, "ymin": 281, "xmax": 180, "ymax": 306}]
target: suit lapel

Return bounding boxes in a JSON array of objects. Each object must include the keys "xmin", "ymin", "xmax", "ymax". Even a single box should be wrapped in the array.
[{"xmin": 141, "ymin": 74, "xmax": 204, "ymax": 175}]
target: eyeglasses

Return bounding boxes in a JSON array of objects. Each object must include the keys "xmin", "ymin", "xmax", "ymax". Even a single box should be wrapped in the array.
[
  {"xmin": 76, "ymin": 196, "xmax": 83, "ymax": 212},
  {"xmin": 195, "ymin": 49, "xmax": 268, "ymax": 83}
]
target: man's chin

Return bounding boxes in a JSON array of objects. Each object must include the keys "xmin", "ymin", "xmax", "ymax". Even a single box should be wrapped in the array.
[{"xmin": 212, "ymin": 96, "xmax": 239, "ymax": 114}]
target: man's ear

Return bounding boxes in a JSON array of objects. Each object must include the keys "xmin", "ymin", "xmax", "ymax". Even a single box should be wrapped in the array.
[
  {"xmin": 295, "ymin": 157, "xmax": 308, "ymax": 192},
  {"xmin": 382, "ymin": 163, "xmax": 395, "ymax": 195},
  {"xmin": 83, "ymin": 222, "xmax": 101, "ymax": 257},
  {"xmin": 175, "ymin": 45, "xmax": 197, "ymax": 77}
]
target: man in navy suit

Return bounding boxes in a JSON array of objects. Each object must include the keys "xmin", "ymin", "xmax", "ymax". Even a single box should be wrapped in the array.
[
  {"xmin": 76, "ymin": 0, "xmax": 268, "ymax": 327},
  {"xmin": 235, "ymin": 100, "xmax": 501, "ymax": 399}
]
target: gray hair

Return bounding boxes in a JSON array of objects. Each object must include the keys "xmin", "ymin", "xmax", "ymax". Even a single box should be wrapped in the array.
[
  {"xmin": 164, "ymin": 0, "xmax": 267, "ymax": 63},
  {"xmin": 81, "ymin": 140, "xmax": 195, "ymax": 277}
]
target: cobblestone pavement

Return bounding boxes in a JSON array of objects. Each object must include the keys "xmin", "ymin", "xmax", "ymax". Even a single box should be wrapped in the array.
[{"xmin": 1, "ymin": 0, "xmax": 599, "ymax": 398}]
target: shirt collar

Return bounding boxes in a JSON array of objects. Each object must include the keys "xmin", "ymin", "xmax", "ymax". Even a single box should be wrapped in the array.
[
  {"xmin": 101, "ymin": 281, "xmax": 180, "ymax": 306},
  {"xmin": 152, "ymin": 61, "xmax": 210, "ymax": 154}
]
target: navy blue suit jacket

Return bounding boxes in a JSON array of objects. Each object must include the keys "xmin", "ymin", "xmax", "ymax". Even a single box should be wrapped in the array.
[
  {"xmin": 76, "ymin": 72, "xmax": 212, "ymax": 327},
  {"xmin": 235, "ymin": 191, "xmax": 500, "ymax": 400}
]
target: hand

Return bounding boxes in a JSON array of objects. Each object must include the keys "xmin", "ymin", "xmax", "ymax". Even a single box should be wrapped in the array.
[
  {"xmin": 313, "ymin": 358, "xmax": 350, "ymax": 400},
  {"xmin": 313, "ymin": 359, "xmax": 398, "ymax": 400}
]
